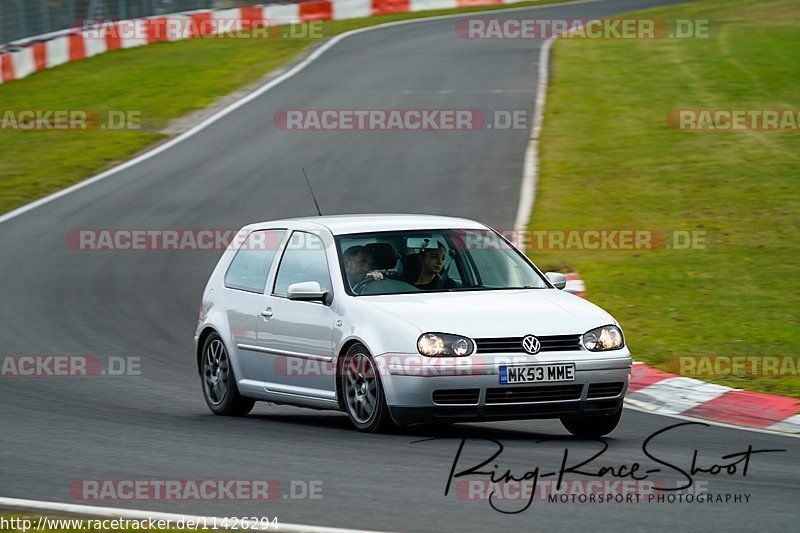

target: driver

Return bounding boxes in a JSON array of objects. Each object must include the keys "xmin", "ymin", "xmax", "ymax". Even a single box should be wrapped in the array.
[
  {"xmin": 407, "ymin": 241, "xmax": 456, "ymax": 290},
  {"xmin": 343, "ymin": 246, "xmax": 384, "ymax": 290}
]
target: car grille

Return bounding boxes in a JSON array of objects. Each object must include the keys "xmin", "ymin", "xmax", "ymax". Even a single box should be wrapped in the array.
[
  {"xmin": 485, "ymin": 384, "xmax": 582, "ymax": 404},
  {"xmin": 587, "ymin": 382, "xmax": 625, "ymax": 399},
  {"xmin": 474, "ymin": 335, "xmax": 582, "ymax": 353},
  {"xmin": 432, "ymin": 389, "xmax": 480, "ymax": 405}
]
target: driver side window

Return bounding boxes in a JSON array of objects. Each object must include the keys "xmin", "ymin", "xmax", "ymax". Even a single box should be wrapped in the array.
[{"xmin": 273, "ymin": 232, "xmax": 331, "ymax": 297}]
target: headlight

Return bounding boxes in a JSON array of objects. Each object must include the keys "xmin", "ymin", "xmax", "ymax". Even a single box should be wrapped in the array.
[
  {"xmin": 582, "ymin": 325, "xmax": 624, "ymax": 351},
  {"xmin": 417, "ymin": 333, "xmax": 474, "ymax": 357}
]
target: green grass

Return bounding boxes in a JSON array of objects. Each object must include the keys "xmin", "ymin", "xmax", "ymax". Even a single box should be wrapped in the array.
[
  {"xmin": 531, "ymin": 0, "xmax": 800, "ymax": 397},
  {"xmin": 0, "ymin": 0, "xmax": 573, "ymax": 215}
]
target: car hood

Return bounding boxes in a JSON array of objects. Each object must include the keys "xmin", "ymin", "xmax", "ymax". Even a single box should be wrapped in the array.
[{"xmin": 363, "ymin": 289, "xmax": 616, "ymax": 337}]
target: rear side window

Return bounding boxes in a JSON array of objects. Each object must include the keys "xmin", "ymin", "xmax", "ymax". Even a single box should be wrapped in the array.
[
  {"xmin": 273, "ymin": 232, "xmax": 331, "ymax": 297},
  {"xmin": 225, "ymin": 230, "xmax": 286, "ymax": 293}
]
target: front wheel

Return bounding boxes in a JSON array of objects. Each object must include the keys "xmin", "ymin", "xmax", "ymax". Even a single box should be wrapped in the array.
[
  {"xmin": 201, "ymin": 333, "xmax": 255, "ymax": 416},
  {"xmin": 560, "ymin": 407, "xmax": 623, "ymax": 437},
  {"xmin": 340, "ymin": 344, "xmax": 394, "ymax": 433}
]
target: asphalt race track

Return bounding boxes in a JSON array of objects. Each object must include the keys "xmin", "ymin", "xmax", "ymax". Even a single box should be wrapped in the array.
[{"xmin": 0, "ymin": 0, "xmax": 797, "ymax": 531}]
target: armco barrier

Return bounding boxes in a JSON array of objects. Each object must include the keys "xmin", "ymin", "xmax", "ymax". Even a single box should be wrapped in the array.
[{"xmin": 0, "ymin": 0, "xmax": 523, "ymax": 86}]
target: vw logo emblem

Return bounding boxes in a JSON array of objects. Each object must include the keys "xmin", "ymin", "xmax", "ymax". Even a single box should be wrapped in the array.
[{"xmin": 522, "ymin": 335, "xmax": 541, "ymax": 355}]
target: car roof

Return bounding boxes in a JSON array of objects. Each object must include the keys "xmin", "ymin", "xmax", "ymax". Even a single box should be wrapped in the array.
[{"xmin": 246, "ymin": 214, "xmax": 489, "ymax": 235}]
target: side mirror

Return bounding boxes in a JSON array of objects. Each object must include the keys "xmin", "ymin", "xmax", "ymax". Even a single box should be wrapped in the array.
[
  {"xmin": 287, "ymin": 281, "xmax": 328, "ymax": 302},
  {"xmin": 545, "ymin": 272, "xmax": 567, "ymax": 290}
]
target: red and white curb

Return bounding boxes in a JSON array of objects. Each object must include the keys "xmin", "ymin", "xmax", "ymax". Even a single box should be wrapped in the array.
[
  {"xmin": 626, "ymin": 362, "xmax": 800, "ymax": 435},
  {"xmin": 561, "ymin": 276, "xmax": 798, "ymax": 435},
  {"xmin": 529, "ymin": 270, "xmax": 798, "ymax": 435}
]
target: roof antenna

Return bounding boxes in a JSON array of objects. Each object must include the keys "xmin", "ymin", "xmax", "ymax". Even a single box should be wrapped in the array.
[{"xmin": 302, "ymin": 168, "xmax": 323, "ymax": 216}]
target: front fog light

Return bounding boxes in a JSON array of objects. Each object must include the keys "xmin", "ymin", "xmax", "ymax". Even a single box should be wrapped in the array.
[{"xmin": 583, "ymin": 325, "xmax": 624, "ymax": 351}]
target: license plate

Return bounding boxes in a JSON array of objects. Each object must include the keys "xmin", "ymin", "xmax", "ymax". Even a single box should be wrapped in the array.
[{"xmin": 499, "ymin": 363, "xmax": 575, "ymax": 384}]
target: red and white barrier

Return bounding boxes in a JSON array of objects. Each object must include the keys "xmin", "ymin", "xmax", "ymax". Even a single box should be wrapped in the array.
[
  {"xmin": 457, "ymin": 0, "xmax": 504, "ymax": 6},
  {"xmin": 0, "ymin": 0, "xmax": 532, "ymax": 85},
  {"xmin": 372, "ymin": 0, "xmax": 411, "ymax": 15},
  {"xmin": 10, "ymin": 47, "xmax": 36, "ymax": 80},
  {"xmin": 300, "ymin": 1, "xmax": 334, "ymax": 20},
  {"xmin": 0, "ymin": 54, "xmax": 11, "ymax": 83},
  {"xmin": 333, "ymin": 0, "xmax": 372, "ymax": 20},
  {"xmin": 83, "ymin": 27, "xmax": 108, "ymax": 58},
  {"xmin": 265, "ymin": 4, "xmax": 301, "ymax": 26},
  {"xmin": 211, "ymin": 9, "xmax": 245, "ymax": 34},
  {"xmin": 564, "ymin": 272, "xmax": 585, "ymax": 298},
  {"xmin": 45, "ymin": 37, "xmax": 68, "ymax": 69},
  {"xmin": 410, "ymin": 0, "xmax": 459, "ymax": 11}
]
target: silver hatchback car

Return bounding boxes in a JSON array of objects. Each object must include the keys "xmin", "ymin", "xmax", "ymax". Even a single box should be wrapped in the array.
[{"xmin": 195, "ymin": 214, "xmax": 631, "ymax": 435}]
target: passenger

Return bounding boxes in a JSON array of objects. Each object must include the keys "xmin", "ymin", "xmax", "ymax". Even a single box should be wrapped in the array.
[
  {"xmin": 407, "ymin": 242, "xmax": 456, "ymax": 290},
  {"xmin": 343, "ymin": 245, "xmax": 384, "ymax": 290}
]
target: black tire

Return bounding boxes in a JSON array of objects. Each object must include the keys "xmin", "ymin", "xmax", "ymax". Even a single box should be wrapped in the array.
[
  {"xmin": 340, "ymin": 343, "xmax": 394, "ymax": 433},
  {"xmin": 560, "ymin": 407, "xmax": 623, "ymax": 437},
  {"xmin": 201, "ymin": 333, "xmax": 255, "ymax": 416}
]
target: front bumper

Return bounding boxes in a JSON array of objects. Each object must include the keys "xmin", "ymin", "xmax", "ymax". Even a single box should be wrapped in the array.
[{"xmin": 376, "ymin": 353, "xmax": 631, "ymax": 426}]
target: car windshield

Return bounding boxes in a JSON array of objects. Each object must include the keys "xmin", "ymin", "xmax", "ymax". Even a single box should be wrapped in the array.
[{"xmin": 336, "ymin": 228, "xmax": 548, "ymax": 296}]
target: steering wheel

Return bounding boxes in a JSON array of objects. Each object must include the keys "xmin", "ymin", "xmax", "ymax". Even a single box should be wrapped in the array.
[{"xmin": 352, "ymin": 277, "xmax": 379, "ymax": 295}]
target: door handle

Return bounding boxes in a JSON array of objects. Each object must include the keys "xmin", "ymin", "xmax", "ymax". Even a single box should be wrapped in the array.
[{"xmin": 260, "ymin": 307, "xmax": 273, "ymax": 319}]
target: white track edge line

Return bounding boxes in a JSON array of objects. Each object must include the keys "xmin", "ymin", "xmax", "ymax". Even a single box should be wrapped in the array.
[
  {"xmin": 0, "ymin": 0, "xmax": 604, "ymax": 227},
  {"xmin": 512, "ymin": 36, "xmax": 555, "ymax": 251},
  {"xmin": 0, "ymin": 497, "xmax": 386, "ymax": 533}
]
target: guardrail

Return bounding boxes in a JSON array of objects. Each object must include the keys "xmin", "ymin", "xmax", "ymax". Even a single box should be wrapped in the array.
[
  {"xmin": 0, "ymin": 0, "xmax": 527, "ymax": 86},
  {"xmin": 0, "ymin": 1, "xmax": 281, "ymax": 45}
]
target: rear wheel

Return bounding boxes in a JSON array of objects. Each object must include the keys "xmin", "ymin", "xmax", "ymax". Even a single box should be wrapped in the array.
[
  {"xmin": 341, "ymin": 343, "xmax": 393, "ymax": 433},
  {"xmin": 560, "ymin": 407, "xmax": 622, "ymax": 437},
  {"xmin": 201, "ymin": 333, "xmax": 255, "ymax": 416}
]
